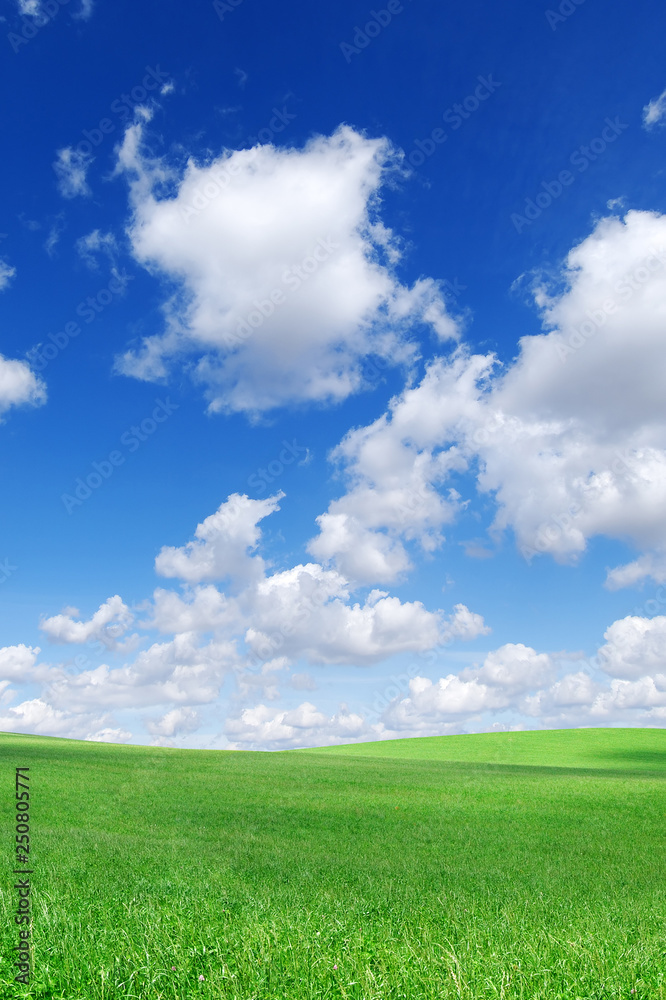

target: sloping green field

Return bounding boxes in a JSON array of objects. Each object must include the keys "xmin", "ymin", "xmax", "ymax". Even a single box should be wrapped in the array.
[
  {"xmin": 302, "ymin": 726, "xmax": 666, "ymax": 771},
  {"xmin": 0, "ymin": 728, "xmax": 664, "ymax": 999}
]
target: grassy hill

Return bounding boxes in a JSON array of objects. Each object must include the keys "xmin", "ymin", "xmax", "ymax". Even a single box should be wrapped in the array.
[
  {"xmin": 301, "ymin": 726, "xmax": 666, "ymax": 772},
  {"xmin": 0, "ymin": 728, "xmax": 664, "ymax": 999}
]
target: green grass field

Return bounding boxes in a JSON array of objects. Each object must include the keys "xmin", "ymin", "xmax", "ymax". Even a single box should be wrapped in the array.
[
  {"xmin": 1, "ymin": 727, "xmax": 664, "ymax": 999},
  {"xmin": 304, "ymin": 726, "xmax": 666, "ymax": 771}
]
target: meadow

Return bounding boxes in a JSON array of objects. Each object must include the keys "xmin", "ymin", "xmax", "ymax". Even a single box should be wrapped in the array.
[{"xmin": 0, "ymin": 727, "xmax": 664, "ymax": 999}]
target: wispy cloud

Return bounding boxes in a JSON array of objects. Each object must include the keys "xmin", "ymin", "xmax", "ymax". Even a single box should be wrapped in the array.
[
  {"xmin": 0, "ymin": 258, "xmax": 16, "ymax": 291},
  {"xmin": 643, "ymin": 87, "xmax": 666, "ymax": 128},
  {"xmin": 53, "ymin": 147, "xmax": 93, "ymax": 199}
]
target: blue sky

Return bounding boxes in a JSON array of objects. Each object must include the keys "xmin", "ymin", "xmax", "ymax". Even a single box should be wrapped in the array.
[{"xmin": 1, "ymin": 0, "xmax": 666, "ymax": 747}]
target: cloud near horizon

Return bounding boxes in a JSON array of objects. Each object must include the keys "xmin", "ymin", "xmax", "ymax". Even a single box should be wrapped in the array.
[{"xmin": 0, "ymin": 490, "xmax": 664, "ymax": 748}]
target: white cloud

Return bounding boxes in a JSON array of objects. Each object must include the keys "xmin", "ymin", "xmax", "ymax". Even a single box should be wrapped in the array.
[
  {"xmin": 225, "ymin": 701, "xmax": 369, "ymax": 750},
  {"xmin": 597, "ymin": 615, "xmax": 666, "ymax": 679},
  {"xmin": 643, "ymin": 88, "xmax": 666, "ymax": 128},
  {"xmin": 2, "ymin": 489, "xmax": 455, "ymax": 743},
  {"xmin": 148, "ymin": 584, "xmax": 239, "ymax": 634},
  {"xmin": 604, "ymin": 552, "xmax": 666, "ymax": 590},
  {"xmin": 42, "ymin": 633, "xmax": 238, "ymax": 713},
  {"xmin": 72, "ymin": 0, "xmax": 94, "ymax": 19},
  {"xmin": 11, "ymin": 454, "xmax": 666, "ymax": 747},
  {"xmin": 7, "ymin": 577, "xmax": 666, "ymax": 743},
  {"xmin": 290, "ymin": 671, "xmax": 317, "ymax": 691},
  {"xmin": 18, "ymin": 0, "xmax": 93, "ymax": 15},
  {"xmin": 0, "ymin": 698, "xmax": 117, "ymax": 739},
  {"xmin": 442, "ymin": 603, "xmax": 490, "ymax": 642},
  {"xmin": 381, "ymin": 643, "xmax": 554, "ymax": 733},
  {"xmin": 53, "ymin": 147, "xmax": 92, "ymax": 199},
  {"xmin": 40, "ymin": 596, "xmax": 134, "ymax": 648},
  {"xmin": 378, "ymin": 623, "xmax": 666, "ymax": 736},
  {"xmin": 113, "ymin": 123, "xmax": 458, "ymax": 415},
  {"xmin": 145, "ymin": 706, "xmax": 201, "ymax": 737},
  {"xmin": 465, "ymin": 642, "xmax": 554, "ymax": 693},
  {"xmin": 234, "ymin": 657, "xmax": 289, "ymax": 702},
  {"xmin": 75, "ymin": 229, "xmax": 118, "ymax": 270},
  {"xmin": 308, "ymin": 210, "xmax": 666, "ymax": 587},
  {"xmin": 591, "ymin": 675, "xmax": 666, "ymax": 716},
  {"xmin": 383, "ymin": 674, "xmax": 507, "ymax": 733},
  {"xmin": 0, "ymin": 259, "xmax": 16, "ymax": 290},
  {"xmin": 484, "ymin": 212, "xmax": 666, "ymax": 566},
  {"xmin": 225, "ymin": 609, "xmax": 666, "ymax": 746},
  {"xmin": 522, "ymin": 671, "xmax": 600, "ymax": 717},
  {"xmin": 155, "ymin": 493, "xmax": 283, "ymax": 587},
  {"xmin": 0, "ymin": 354, "xmax": 46, "ymax": 419},
  {"xmin": 243, "ymin": 562, "xmax": 442, "ymax": 665},
  {"xmin": 44, "ymin": 216, "xmax": 65, "ymax": 257},
  {"xmin": 0, "ymin": 645, "xmax": 41, "ymax": 682},
  {"xmin": 85, "ymin": 728, "xmax": 134, "ymax": 743},
  {"xmin": 148, "ymin": 496, "xmax": 468, "ymax": 670},
  {"xmin": 308, "ymin": 350, "xmax": 480, "ymax": 583},
  {"xmin": 307, "ymin": 512, "xmax": 413, "ymax": 585}
]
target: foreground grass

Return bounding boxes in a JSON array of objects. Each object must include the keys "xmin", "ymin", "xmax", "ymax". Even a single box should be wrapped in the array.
[{"xmin": 0, "ymin": 730, "xmax": 664, "ymax": 999}]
